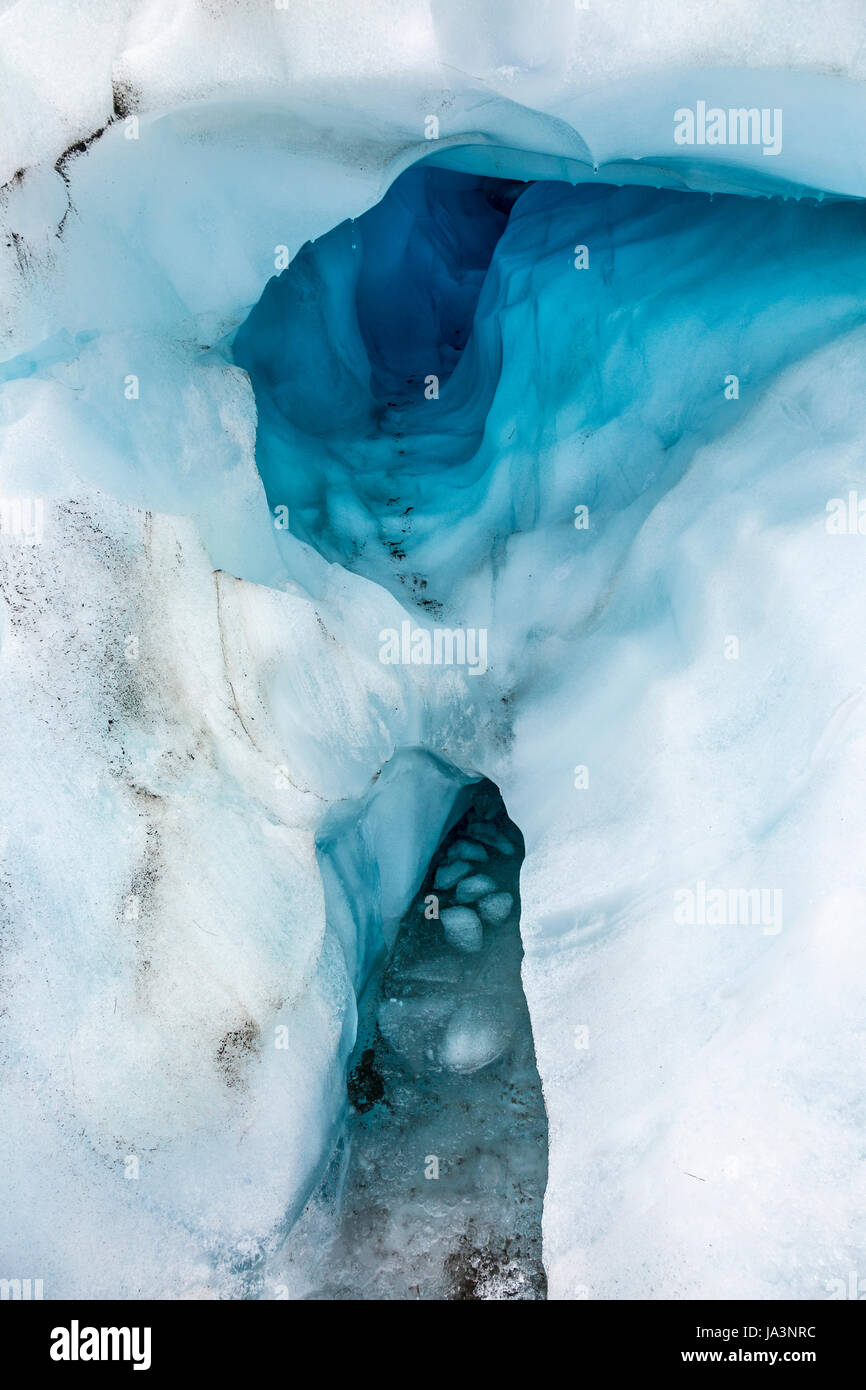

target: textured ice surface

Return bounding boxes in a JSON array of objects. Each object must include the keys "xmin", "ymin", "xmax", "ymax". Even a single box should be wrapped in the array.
[
  {"xmin": 441, "ymin": 906, "xmax": 483, "ymax": 954},
  {"xmin": 235, "ymin": 165, "xmax": 866, "ymax": 1300},
  {"xmin": 477, "ymin": 893, "xmax": 514, "ymax": 926},
  {"xmin": 440, "ymin": 1004, "xmax": 508, "ymax": 1075},
  {"xmin": 3, "ymin": 1, "xmax": 866, "ymax": 1301},
  {"xmin": 434, "ymin": 860, "xmax": 472, "ymax": 890},
  {"xmin": 273, "ymin": 789, "xmax": 546, "ymax": 1300},
  {"xmin": 455, "ymin": 875, "xmax": 498, "ymax": 904}
]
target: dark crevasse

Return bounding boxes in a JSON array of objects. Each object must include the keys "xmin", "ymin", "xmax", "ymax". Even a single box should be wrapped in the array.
[
  {"xmin": 230, "ymin": 166, "xmax": 528, "ymax": 598},
  {"xmin": 354, "ymin": 167, "xmax": 526, "ymax": 403},
  {"xmin": 232, "ymin": 165, "xmax": 522, "ymax": 446},
  {"xmin": 294, "ymin": 780, "xmax": 547, "ymax": 1300}
]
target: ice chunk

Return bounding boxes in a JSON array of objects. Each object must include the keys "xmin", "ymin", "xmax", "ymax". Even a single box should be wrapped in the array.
[
  {"xmin": 455, "ymin": 874, "xmax": 498, "ymax": 903},
  {"xmin": 434, "ymin": 859, "xmax": 472, "ymax": 889},
  {"xmin": 440, "ymin": 1001, "xmax": 508, "ymax": 1073},
  {"xmin": 440, "ymin": 906, "xmax": 483, "ymax": 954},
  {"xmin": 377, "ymin": 996, "xmax": 456, "ymax": 1073},
  {"xmin": 447, "ymin": 838, "xmax": 489, "ymax": 863},
  {"xmin": 477, "ymin": 892, "xmax": 514, "ymax": 925}
]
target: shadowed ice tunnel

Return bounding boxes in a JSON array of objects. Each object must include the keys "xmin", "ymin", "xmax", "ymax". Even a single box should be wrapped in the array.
[{"xmin": 300, "ymin": 778, "xmax": 546, "ymax": 1300}]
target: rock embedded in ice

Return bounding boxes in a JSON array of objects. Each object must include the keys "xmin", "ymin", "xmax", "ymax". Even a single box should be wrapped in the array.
[
  {"xmin": 440, "ymin": 1001, "xmax": 508, "ymax": 1073},
  {"xmin": 446, "ymin": 838, "xmax": 488, "ymax": 863},
  {"xmin": 434, "ymin": 859, "xmax": 472, "ymax": 890},
  {"xmin": 455, "ymin": 873, "xmax": 498, "ymax": 903},
  {"xmin": 440, "ymin": 906, "xmax": 483, "ymax": 954},
  {"xmin": 477, "ymin": 892, "xmax": 514, "ymax": 925}
]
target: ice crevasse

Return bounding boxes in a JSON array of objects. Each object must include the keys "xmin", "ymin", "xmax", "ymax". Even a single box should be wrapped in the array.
[{"xmin": 1, "ymin": 0, "xmax": 866, "ymax": 1299}]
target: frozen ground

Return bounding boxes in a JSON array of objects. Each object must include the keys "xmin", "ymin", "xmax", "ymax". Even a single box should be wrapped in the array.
[{"xmin": 1, "ymin": 0, "xmax": 866, "ymax": 1301}]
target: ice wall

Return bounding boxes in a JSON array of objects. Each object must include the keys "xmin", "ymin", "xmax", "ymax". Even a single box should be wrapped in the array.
[{"xmin": 0, "ymin": 476, "xmax": 493, "ymax": 1295}]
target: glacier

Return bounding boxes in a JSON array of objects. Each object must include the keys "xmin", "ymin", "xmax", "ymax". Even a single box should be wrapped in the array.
[{"xmin": 2, "ymin": 0, "xmax": 866, "ymax": 1300}]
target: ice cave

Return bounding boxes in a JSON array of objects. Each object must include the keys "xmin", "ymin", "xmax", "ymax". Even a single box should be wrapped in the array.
[{"xmin": 2, "ymin": 0, "xmax": 866, "ymax": 1307}]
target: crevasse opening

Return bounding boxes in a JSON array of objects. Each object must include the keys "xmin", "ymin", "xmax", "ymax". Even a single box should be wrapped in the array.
[{"xmin": 289, "ymin": 779, "xmax": 546, "ymax": 1300}]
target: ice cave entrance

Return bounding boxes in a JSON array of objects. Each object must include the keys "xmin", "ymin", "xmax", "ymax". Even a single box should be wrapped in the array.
[
  {"xmin": 234, "ymin": 167, "xmax": 550, "ymax": 1296},
  {"xmin": 305, "ymin": 780, "xmax": 547, "ymax": 1300}
]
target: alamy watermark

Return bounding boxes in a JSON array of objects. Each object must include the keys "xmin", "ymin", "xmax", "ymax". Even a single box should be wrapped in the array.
[
  {"xmin": 379, "ymin": 620, "xmax": 488, "ymax": 676},
  {"xmin": 674, "ymin": 879, "xmax": 783, "ymax": 936},
  {"xmin": 0, "ymin": 1276, "xmax": 43, "ymax": 1299},
  {"xmin": 827, "ymin": 1271, "xmax": 866, "ymax": 1300},
  {"xmin": 826, "ymin": 491, "xmax": 866, "ymax": 534},
  {"xmin": 50, "ymin": 1322, "xmax": 151, "ymax": 1371},
  {"xmin": 674, "ymin": 102, "xmax": 782, "ymax": 157},
  {"xmin": 0, "ymin": 496, "xmax": 43, "ymax": 544}
]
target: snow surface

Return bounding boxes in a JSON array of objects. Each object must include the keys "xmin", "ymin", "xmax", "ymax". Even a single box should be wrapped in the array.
[{"xmin": 2, "ymin": 0, "xmax": 866, "ymax": 1299}]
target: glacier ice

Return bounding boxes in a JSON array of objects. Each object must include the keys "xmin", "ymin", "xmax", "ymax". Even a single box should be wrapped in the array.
[
  {"xmin": 434, "ymin": 859, "xmax": 472, "ymax": 889},
  {"xmin": 467, "ymin": 823, "xmax": 516, "ymax": 856},
  {"xmin": 447, "ymin": 839, "xmax": 490, "ymax": 863},
  {"xmin": 2, "ymin": 0, "xmax": 866, "ymax": 1302},
  {"xmin": 440, "ymin": 1002, "xmax": 508, "ymax": 1075},
  {"xmin": 454, "ymin": 874, "xmax": 498, "ymax": 903},
  {"xmin": 477, "ymin": 892, "xmax": 514, "ymax": 926},
  {"xmin": 441, "ymin": 905, "xmax": 483, "ymax": 953}
]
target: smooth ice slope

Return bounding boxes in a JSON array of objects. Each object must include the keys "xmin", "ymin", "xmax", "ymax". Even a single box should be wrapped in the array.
[{"xmin": 3, "ymin": 0, "xmax": 866, "ymax": 1300}]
